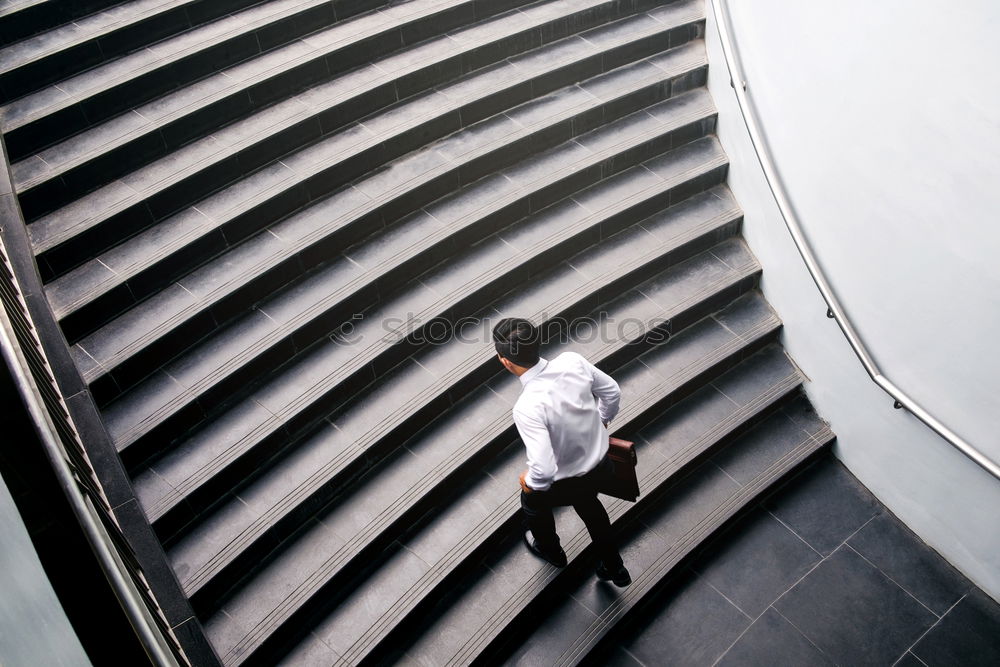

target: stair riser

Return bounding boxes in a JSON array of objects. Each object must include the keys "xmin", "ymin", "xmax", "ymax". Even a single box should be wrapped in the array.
[
  {"xmin": 91, "ymin": 112, "xmax": 719, "ymax": 420},
  {"xmin": 56, "ymin": 65, "xmax": 708, "ymax": 343},
  {"xmin": 182, "ymin": 269, "xmax": 760, "ymax": 614},
  {"xmin": 238, "ymin": 320, "xmax": 783, "ymax": 666},
  {"xmin": 114, "ymin": 146, "xmax": 724, "ymax": 479},
  {"xmin": 376, "ymin": 382, "xmax": 807, "ymax": 667},
  {"xmin": 16, "ymin": 0, "xmax": 695, "ymax": 222},
  {"xmin": 0, "ymin": 0, "xmax": 122, "ymax": 47},
  {"xmin": 6, "ymin": 0, "xmax": 539, "ymax": 164},
  {"xmin": 0, "ymin": 0, "xmax": 281, "ymax": 104},
  {"xmin": 155, "ymin": 228, "xmax": 749, "ymax": 559}
]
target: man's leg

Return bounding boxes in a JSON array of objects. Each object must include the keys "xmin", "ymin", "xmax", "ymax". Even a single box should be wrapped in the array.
[
  {"xmin": 520, "ymin": 489, "xmax": 563, "ymax": 557},
  {"xmin": 571, "ymin": 492, "xmax": 623, "ymax": 570}
]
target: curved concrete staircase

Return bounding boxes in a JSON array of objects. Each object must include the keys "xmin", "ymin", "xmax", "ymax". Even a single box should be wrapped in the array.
[{"xmin": 1, "ymin": 0, "xmax": 834, "ymax": 663}]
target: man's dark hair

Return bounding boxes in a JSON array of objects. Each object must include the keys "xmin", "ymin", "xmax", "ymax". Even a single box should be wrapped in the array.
[{"xmin": 493, "ymin": 317, "xmax": 540, "ymax": 368}]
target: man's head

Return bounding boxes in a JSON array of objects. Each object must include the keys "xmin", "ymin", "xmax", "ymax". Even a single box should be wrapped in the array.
[{"xmin": 493, "ymin": 317, "xmax": 540, "ymax": 376}]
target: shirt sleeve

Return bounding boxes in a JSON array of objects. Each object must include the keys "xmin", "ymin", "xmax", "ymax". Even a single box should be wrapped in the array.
[
  {"xmin": 587, "ymin": 357, "xmax": 621, "ymax": 424},
  {"xmin": 512, "ymin": 406, "xmax": 557, "ymax": 491}
]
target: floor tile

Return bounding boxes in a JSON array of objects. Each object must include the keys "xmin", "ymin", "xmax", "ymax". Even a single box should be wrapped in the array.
[
  {"xmin": 774, "ymin": 545, "xmax": 936, "ymax": 666},
  {"xmin": 912, "ymin": 589, "xmax": 1000, "ymax": 667},
  {"xmin": 693, "ymin": 507, "xmax": 822, "ymax": 618},
  {"xmin": 716, "ymin": 607, "xmax": 834, "ymax": 666},
  {"xmin": 848, "ymin": 512, "xmax": 972, "ymax": 616},
  {"xmin": 763, "ymin": 455, "xmax": 881, "ymax": 555}
]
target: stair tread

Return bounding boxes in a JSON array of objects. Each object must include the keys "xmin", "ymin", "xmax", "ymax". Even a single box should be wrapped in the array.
[
  {"xmin": 133, "ymin": 185, "xmax": 741, "ymax": 527},
  {"xmin": 99, "ymin": 127, "xmax": 724, "ymax": 455},
  {"xmin": 404, "ymin": 360, "xmax": 828, "ymax": 666},
  {"xmin": 152, "ymin": 228, "xmax": 755, "ymax": 602},
  {"xmin": 0, "ymin": 0, "xmax": 460, "ymax": 134},
  {"xmin": 205, "ymin": 302, "xmax": 786, "ymax": 665},
  {"xmin": 504, "ymin": 409, "xmax": 835, "ymax": 667},
  {"xmin": 27, "ymin": 3, "xmax": 703, "ymax": 291},
  {"xmin": 11, "ymin": 0, "xmax": 685, "ymax": 208}
]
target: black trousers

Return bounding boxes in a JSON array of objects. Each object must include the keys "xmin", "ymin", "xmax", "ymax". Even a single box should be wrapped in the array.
[{"xmin": 520, "ymin": 456, "xmax": 623, "ymax": 569}]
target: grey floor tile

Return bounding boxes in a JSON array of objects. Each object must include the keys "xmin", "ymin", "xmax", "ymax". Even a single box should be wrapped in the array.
[
  {"xmin": 620, "ymin": 574, "xmax": 751, "ymax": 666},
  {"xmin": 693, "ymin": 508, "xmax": 822, "ymax": 618},
  {"xmin": 716, "ymin": 607, "xmax": 834, "ymax": 667},
  {"xmin": 848, "ymin": 512, "xmax": 972, "ymax": 616},
  {"xmin": 763, "ymin": 455, "xmax": 882, "ymax": 556},
  {"xmin": 774, "ymin": 545, "xmax": 937, "ymax": 666},
  {"xmin": 912, "ymin": 589, "xmax": 1000, "ymax": 667}
]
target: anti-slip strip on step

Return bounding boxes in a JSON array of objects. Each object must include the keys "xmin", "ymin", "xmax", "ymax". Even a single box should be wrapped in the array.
[
  {"xmin": 0, "ymin": 0, "xmax": 300, "ymax": 102},
  {"xmin": 334, "ymin": 309, "xmax": 796, "ymax": 667},
  {"xmin": 45, "ymin": 40, "xmax": 708, "ymax": 327},
  {"xmin": 14, "ymin": 0, "xmax": 701, "ymax": 225},
  {"xmin": 138, "ymin": 191, "xmax": 744, "ymax": 539},
  {"xmin": 1, "ymin": 0, "xmax": 478, "ymax": 150},
  {"xmin": 98, "ymin": 108, "xmax": 723, "ymax": 455},
  {"xmin": 161, "ymin": 236, "xmax": 756, "ymax": 607},
  {"xmin": 549, "ymin": 428, "xmax": 835, "ymax": 667},
  {"xmin": 443, "ymin": 363, "xmax": 811, "ymax": 667},
  {"xmin": 210, "ymin": 294, "xmax": 781, "ymax": 664}
]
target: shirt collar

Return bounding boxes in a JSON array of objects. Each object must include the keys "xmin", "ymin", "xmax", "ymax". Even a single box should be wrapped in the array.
[{"xmin": 519, "ymin": 357, "xmax": 548, "ymax": 386}]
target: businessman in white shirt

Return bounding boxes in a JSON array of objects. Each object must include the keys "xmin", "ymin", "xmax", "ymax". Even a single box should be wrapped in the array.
[{"xmin": 493, "ymin": 317, "xmax": 631, "ymax": 587}]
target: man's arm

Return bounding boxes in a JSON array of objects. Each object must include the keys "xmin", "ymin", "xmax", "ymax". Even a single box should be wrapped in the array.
[
  {"xmin": 587, "ymin": 359, "xmax": 620, "ymax": 425},
  {"xmin": 513, "ymin": 407, "xmax": 557, "ymax": 491}
]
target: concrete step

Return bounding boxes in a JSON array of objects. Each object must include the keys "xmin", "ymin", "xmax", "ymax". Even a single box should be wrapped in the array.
[
  {"xmin": 0, "ymin": 0, "xmax": 285, "ymax": 103},
  {"xmin": 397, "ymin": 359, "xmax": 831, "ymax": 666},
  {"xmin": 3, "ymin": 0, "xmax": 530, "ymax": 165},
  {"xmin": 156, "ymin": 229, "xmax": 756, "ymax": 615},
  {"xmin": 94, "ymin": 101, "xmax": 723, "ymax": 468},
  {"xmin": 46, "ymin": 37, "xmax": 708, "ymax": 342},
  {"xmin": 203, "ymin": 290, "xmax": 783, "ymax": 665},
  {"xmin": 494, "ymin": 399, "xmax": 835, "ymax": 667}
]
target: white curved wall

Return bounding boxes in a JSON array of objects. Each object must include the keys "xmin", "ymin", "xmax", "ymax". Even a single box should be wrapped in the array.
[{"xmin": 704, "ymin": 0, "xmax": 1000, "ymax": 599}]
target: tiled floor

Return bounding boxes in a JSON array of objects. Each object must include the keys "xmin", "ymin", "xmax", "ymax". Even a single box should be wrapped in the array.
[{"xmin": 610, "ymin": 452, "xmax": 1000, "ymax": 666}]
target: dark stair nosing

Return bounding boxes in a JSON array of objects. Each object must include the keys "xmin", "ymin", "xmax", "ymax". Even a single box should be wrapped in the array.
[
  {"xmin": 45, "ymin": 38, "xmax": 709, "ymax": 333},
  {"xmin": 0, "ymin": 0, "xmax": 283, "ymax": 103},
  {"xmin": 11, "ymin": 0, "xmax": 697, "ymax": 219},
  {"xmin": 97, "ymin": 105, "xmax": 723, "ymax": 458},
  {"xmin": 340, "ymin": 346, "xmax": 805, "ymax": 667},
  {"xmin": 0, "ymin": 0, "xmax": 128, "ymax": 47},
  {"xmin": 165, "ymin": 233, "xmax": 756, "ymax": 609},
  {"xmin": 547, "ymin": 427, "xmax": 835, "ymax": 667},
  {"xmin": 1, "ymin": 0, "xmax": 513, "ymax": 164},
  {"xmin": 27, "ymin": 1, "xmax": 705, "ymax": 292},
  {"xmin": 140, "ymin": 183, "xmax": 742, "ymax": 544},
  {"xmin": 209, "ymin": 292, "xmax": 781, "ymax": 665}
]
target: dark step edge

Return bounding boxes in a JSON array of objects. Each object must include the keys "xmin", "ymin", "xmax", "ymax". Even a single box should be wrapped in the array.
[
  {"xmin": 363, "ymin": 348, "xmax": 805, "ymax": 667},
  {"xmin": 12, "ymin": 0, "xmax": 663, "ymax": 215},
  {"xmin": 555, "ymin": 427, "xmax": 836, "ymax": 667},
  {"xmin": 52, "ymin": 47, "xmax": 707, "ymax": 338},
  {"xmin": 103, "ymin": 106, "xmax": 721, "ymax": 459},
  {"xmin": 31, "ymin": 2, "xmax": 702, "ymax": 282},
  {"xmin": 0, "ymin": 0, "xmax": 289, "ymax": 104},
  {"xmin": 148, "ymin": 178, "xmax": 740, "ymax": 540},
  {"xmin": 133, "ymin": 155, "xmax": 735, "ymax": 538},
  {"xmin": 175, "ymin": 232, "xmax": 755, "ymax": 612},
  {"xmin": 220, "ymin": 298, "xmax": 782, "ymax": 665},
  {"xmin": 4, "ymin": 0, "xmax": 523, "ymax": 164},
  {"xmin": 0, "ymin": 0, "xmax": 125, "ymax": 48}
]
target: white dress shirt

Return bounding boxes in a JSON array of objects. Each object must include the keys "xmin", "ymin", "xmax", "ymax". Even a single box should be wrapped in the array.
[{"xmin": 513, "ymin": 352, "xmax": 621, "ymax": 491}]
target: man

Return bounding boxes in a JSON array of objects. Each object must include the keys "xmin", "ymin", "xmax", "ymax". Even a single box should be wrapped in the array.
[{"xmin": 492, "ymin": 317, "xmax": 631, "ymax": 587}]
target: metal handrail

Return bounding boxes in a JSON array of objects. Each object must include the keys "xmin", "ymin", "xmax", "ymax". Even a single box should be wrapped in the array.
[
  {"xmin": 710, "ymin": 0, "xmax": 1000, "ymax": 480},
  {"xmin": 0, "ymin": 233, "xmax": 184, "ymax": 665}
]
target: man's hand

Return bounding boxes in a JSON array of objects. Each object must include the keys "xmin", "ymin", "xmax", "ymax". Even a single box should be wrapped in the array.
[{"xmin": 519, "ymin": 470, "xmax": 533, "ymax": 494}]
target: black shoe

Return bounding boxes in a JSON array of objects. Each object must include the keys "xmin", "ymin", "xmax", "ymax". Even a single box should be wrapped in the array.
[
  {"xmin": 523, "ymin": 530, "xmax": 567, "ymax": 567},
  {"xmin": 596, "ymin": 562, "xmax": 631, "ymax": 587}
]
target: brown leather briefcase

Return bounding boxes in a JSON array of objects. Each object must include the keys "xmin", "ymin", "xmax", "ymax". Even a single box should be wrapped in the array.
[{"xmin": 600, "ymin": 437, "xmax": 639, "ymax": 502}]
